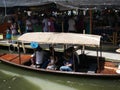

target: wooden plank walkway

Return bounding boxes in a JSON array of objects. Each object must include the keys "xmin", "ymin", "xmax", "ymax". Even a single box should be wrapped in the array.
[
  {"xmin": 0, "ymin": 53, "xmax": 31, "ymax": 64},
  {"xmin": 100, "ymin": 61, "xmax": 117, "ymax": 74}
]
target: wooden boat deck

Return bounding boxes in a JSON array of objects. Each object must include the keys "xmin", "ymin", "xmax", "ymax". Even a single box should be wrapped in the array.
[
  {"xmin": 100, "ymin": 61, "xmax": 117, "ymax": 74},
  {"xmin": 0, "ymin": 53, "xmax": 31, "ymax": 65},
  {"xmin": 0, "ymin": 53, "xmax": 118, "ymax": 75}
]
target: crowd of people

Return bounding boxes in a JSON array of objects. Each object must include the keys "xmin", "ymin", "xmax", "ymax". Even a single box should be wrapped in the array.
[
  {"xmin": 41, "ymin": 14, "xmax": 85, "ymax": 33},
  {"xmin": 5, "ymin": 13, "xmax": 86, "ymax": 42},
  {"xmin": 4, "ymin": 8, "xmax": 120, "ymax": 46}
]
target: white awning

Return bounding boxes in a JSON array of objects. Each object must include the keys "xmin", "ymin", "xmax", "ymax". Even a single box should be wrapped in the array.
[{"xmin": 18, "ymin": 32, "xmax": 101, "ymax": 47}]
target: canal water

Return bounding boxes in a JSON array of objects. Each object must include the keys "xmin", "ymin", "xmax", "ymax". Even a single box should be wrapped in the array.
[{"xmin": 0, "ymin": 49, "xmax": 120, "ymax": 90}]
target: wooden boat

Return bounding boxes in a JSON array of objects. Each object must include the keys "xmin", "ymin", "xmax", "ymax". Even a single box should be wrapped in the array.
[{"xmin": 0, "ymin": 32, "xmax": 120, "ymax": 78}]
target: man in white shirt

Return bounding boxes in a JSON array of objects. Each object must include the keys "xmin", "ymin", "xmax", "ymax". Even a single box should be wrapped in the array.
[{"xmin": 33, "ymin": 46, "xmax": 46, "ymax": 68}]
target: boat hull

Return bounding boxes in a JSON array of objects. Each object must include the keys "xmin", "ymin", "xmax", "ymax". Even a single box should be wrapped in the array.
[{"xmin": 0, "ymin": 54, "xmax": 120, "ymax": 79}]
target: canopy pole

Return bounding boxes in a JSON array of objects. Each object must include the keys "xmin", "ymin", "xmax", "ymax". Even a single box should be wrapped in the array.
[
  {"xmin": 100, "ymin": 41, "xmax": 102, "ymax": 57},
  {"xmin": 73, "ymin": 51, "xmax": 76, "ymax": 72},
  {"xmin": 62, "ymin": 21, "xmax": 64, "ymax": 32},
  {"xmin": 18, "ymin": 42, "xmax": 21, "ymax": 64},
  {"xmin": 82, "ymin": 30, "xmax": 85, "ymax": 54},
  {"xmin": 3, "ymin": 0, "xmax": 7, "ymax": 16},
  {"xmin": 96, "ymin": 46, "xmax": 100, "ymax": 73},
  {"xmin": 21, "ymin": 42, "xmax": 26, "ymax": 53},
  {"xmin": 89, "ymin": 8, "xmax": 92, "ymax": 34}
]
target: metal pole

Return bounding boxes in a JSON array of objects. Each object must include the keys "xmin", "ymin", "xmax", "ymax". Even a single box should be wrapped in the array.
[
  {"xmin": 100, "ymin": 41, "xmax": 102, "ymax": 58},
  {"xmin": 3, "ymin": 0, "xmax": 7, "ymax": 16},
  {"xmin": 96, "ymin": 46, "xmax": 100, "ymax": 73},
  {"xmin": 89, "ymin": 8, "xmax": 92, "ymax": 34},
  {"xmin": 18, "ymin": 42, "xmax": 21, "ymax": 64},
  {"xmin": 62, "ymin": 21, "xmax": 64, "ymax": 32},
  {"xmin": 73, "ymin": 52, "xmax": 75, "ymax": 72},
  {"xmin": 82, "ymin": 30, "xmax": 85, "ymax": 54}
]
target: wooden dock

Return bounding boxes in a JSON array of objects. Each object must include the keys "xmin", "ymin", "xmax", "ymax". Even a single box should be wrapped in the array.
[{"xmin": 0, "ymin": 40, "xmax": 64, "ymax": 53}]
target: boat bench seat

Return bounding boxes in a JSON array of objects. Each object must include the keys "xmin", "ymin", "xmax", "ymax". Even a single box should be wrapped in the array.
[{"xmin": 87, "ymin": 63, "xmax": 97, "ymax": 73}]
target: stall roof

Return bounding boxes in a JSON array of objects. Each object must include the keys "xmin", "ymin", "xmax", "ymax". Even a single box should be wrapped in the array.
[{"xmin": 1, "ymin": 0, "xmax": 120, "ymax": 9}]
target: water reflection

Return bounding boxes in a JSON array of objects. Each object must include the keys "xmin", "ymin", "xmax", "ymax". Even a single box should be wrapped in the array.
[
  {"xmin": 0, "ymin": 62, "xmax": 120, "ymax": 90},
  {"xmin": 0, "ymin": 70, "xmax": 40, "ymax": 90},
  {"xmin": 0, "ymin": 70, "xmax": 76, "ymax": 90}
]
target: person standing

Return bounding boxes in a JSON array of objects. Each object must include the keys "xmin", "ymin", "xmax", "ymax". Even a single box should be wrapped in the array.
[
  {"xmin": 63, "ymin": 16, "xmax": 69, "ymax": 32},
  {"xmin": 10, "ymin": 22, "xmax": 17, "ymax": 35},
  {"xmin": 76, "ymin": 15, "xmax": 85, "ymax": 33},
  {"xmin": 42, "ymin": 14, "xmax": 49, "ymax": 32},
  {"xmin": 10, "ymin": 21, "xmax": 18, "ymax": 43},
  {"xmin": 48, "ymin": 16, "xmax": 55, "ymax": 32},
  {"xmin": 6, "ymin": 26, "xmax": 11, "ymax": 43},
  {"xmin": 68, "ymin": 15, "xmax": 76, "ymax": 33},
  {"xmin": 25, "ymin": 16, "xmax": 33, "ymax": 32}
]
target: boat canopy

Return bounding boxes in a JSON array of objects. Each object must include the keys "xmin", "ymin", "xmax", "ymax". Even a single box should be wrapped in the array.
[{"xmin": 18, "ymin": 32, "xmax": 101, "ymax": 47}]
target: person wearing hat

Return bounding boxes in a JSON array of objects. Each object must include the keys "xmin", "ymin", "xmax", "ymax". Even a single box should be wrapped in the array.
[
  {"xmin": 35, "ymin": 46, "xmax": 45, "ymax": 68},
  {"xmin": 30, "ymin": 42, "xmax": 46, "ymax": 68}
]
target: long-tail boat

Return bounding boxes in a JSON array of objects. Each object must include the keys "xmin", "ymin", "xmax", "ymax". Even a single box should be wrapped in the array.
[{"xmin": 0, "ymin": 32, "xmax": 120, "ymax": 78}]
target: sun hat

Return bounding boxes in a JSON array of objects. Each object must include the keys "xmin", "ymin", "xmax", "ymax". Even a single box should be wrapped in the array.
[{"xmin": 30, "ymin": 42, "xmax": 39, "ymax": 48}]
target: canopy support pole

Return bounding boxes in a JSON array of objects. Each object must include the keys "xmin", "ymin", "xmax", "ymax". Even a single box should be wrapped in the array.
[
  {"xmin": 62, "ymin": 21, "xmax": 64, "ymax": 32},
  {"xmin": 21, "ymin": 42, "xmax": 26, "ymax": 53},
  {"xmin": 100, "ymin": 41, "xmax": 102, "ymax": 57},
  {"xmin": 96, "ymin": 46, "xmax": 100, "ymax": 73},
  {"xmin": 82, "ymin": 30, "xmax": 85, "ymax": 54},
  {"xmin": 89, "ymin": 8, "xmax": 92, "ymax": 34},
  {"xmin": 73, "ymin": 52, "xmax": 75, "ymax": 72},
  {"xmin": 3, "ymin": 0, "xmax": 7, "ymax": 16},
  {"xmin": 18, "ymin": 42, "xmax": 21, "ymax": 64}
]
